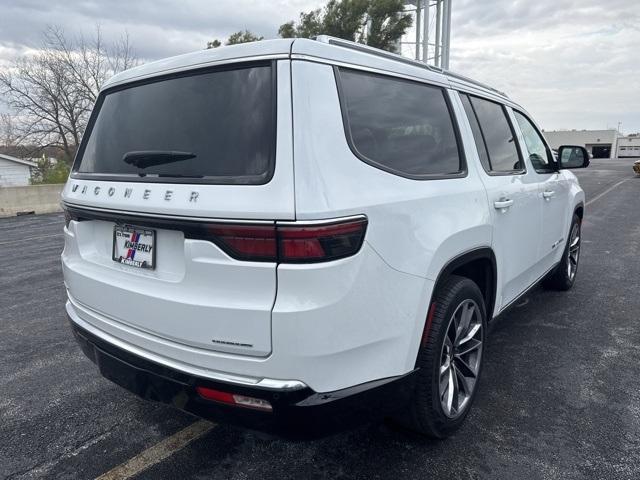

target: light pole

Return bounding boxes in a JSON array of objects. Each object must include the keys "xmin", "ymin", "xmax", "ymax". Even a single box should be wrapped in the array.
[{"xmin": 401, "ymin": 0, "xmax": 452, "ymax": 69}]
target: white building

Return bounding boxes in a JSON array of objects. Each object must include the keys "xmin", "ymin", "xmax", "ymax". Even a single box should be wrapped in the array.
[
  {"xmin": 0, "ymin": 153, "xmax": 37, "ymax": 187},
  {"xmin": 616, "ymin": 135, "xmax": 640, "ymax": 158},
  {"xmin": 543, "ymin": 130, "xmax": 618, "ymax": 159}
]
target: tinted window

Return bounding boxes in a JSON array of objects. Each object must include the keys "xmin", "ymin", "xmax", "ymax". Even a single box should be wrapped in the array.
[
  {"xmin": 514, "ymin": 111, "xmax": 554, "ymax": 173},
  {"xmin": 460, "ymin": 94, "xmax": 491, "ymax": 172},
  {"xmin": 75, "ymin": 64, "xmax": 275, "ymax": 184},
  {"xmin": 338, "ymin": 68, "xmax": 462, "ymax": 177},
  {"xmin": 469, "ymin": 96, "xmax": 523, "ymax": 173}
]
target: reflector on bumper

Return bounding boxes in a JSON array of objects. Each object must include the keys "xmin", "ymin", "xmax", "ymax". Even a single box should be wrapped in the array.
[{"xmin": 196, "ymin": 386, "xmax": 273, "ymax": 412}]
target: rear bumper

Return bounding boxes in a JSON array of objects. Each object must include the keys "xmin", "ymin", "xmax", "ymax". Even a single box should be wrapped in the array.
[{"xmin": 69, "ymin": 318, "xmax": 418, "ymax": 438}]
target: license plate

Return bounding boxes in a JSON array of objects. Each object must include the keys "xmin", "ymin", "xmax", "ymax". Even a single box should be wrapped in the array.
[{"xmin": 112, "ymin": 225, "xmax": 155, "ymax": 269}]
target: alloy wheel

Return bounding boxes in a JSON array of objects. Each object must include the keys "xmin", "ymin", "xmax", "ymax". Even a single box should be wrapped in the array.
[
  {"xmin": 439, "ymin": 299, "xmax": 483, "ymax": 419},
  {"xmin": 567, "ymin": 222, "xmax": 581, "ymax": 280}
]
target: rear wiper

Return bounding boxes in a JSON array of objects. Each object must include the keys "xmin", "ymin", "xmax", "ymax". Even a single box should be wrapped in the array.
[
  {"xmin": 157, "ymin": 173, "xmax": 204, "ymax": 179},
  {"xmin": 122, "ymin": 150, "xmax": 196, "ymax": 169}
]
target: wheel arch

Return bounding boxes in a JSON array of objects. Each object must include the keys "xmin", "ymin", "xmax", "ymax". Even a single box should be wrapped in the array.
[{"xmin": 431, "ymin": 248, "xmax": 498, "ymax": 322}]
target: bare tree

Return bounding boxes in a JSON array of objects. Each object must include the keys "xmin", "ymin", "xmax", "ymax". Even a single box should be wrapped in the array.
[
  {"xmin": 0, "ymin": 113, "xmax": 17, "ymax": 148},
  {"xmin": 0, "ymin": 26, "xmax": 136, "ymax": 163}
]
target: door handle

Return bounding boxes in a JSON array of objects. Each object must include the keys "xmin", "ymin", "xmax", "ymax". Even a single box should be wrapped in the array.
[
  {"xmin": 494, "ymin": 198, "xmax": 514, "ymax": 210},
  {"xmin": 543, "ymin": 190, "xmax": 555, "ymax": 199}
]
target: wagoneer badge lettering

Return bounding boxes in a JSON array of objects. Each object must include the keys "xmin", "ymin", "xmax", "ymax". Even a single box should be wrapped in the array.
[{"xmin": 70, "ymin": 183, "xmax": 200, "ymax": 203}]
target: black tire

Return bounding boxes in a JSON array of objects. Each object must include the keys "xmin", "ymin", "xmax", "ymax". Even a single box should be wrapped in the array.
[
  {"xmin": 543, "ymin": 214, "xmax": 581, "ymax": 291},
  {"xmin": 405, "ymin": 275, "xmax": 487, "ymax": 439}
]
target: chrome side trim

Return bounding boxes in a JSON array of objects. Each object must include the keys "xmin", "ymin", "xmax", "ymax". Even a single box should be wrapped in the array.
[
  {"xmin": 66, "ymin": 297, "xmax": 307, "ymax": 391},
  {"xmin": 64, "ymin": 201, "xmax": 368, "ymax": 228},
  {"xmin": 62, "ymin": 201, "xmax": 275, "ymax": 225},
  {"xmin": 276, "ymin": 214, "xmax": 367, "ymax": 226}
]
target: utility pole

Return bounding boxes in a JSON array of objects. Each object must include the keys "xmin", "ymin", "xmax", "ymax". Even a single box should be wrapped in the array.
[{"xmin": 401, "ymin": 0, "xmax": 452, "ymax": 69}]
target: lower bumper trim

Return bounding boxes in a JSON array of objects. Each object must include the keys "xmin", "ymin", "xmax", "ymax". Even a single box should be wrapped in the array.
[{"xmin": 69, "ymin": 317, "xmax": 418, "ymax": 438}]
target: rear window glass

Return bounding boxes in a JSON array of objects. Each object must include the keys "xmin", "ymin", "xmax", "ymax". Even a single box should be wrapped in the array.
[
  {"xmin": 467, "ymin": 96, "xmax": 523, "ymax": 173},
  {"xmin": 74, "ymin": 63, "xmax": 275, "ymax": 184},
  {"xmin": 337, "ymin": 68, "xmax": 463, "ymax": 178}
]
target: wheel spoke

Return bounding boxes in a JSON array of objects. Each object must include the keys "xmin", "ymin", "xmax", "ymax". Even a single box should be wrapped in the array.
[
  {"xmin": 456, "ymin": 338, "xmax": 482, "ymax": 357},
  {"xmin": 456, "ymin": 302, "xmax": 474, "ymax": 341},
  {"xmin": 454, "ymin": 364, "xmax": 474, "ymax": 396},
  {"xmin": 440, "ymin": 357, "xmax": 450, "ymax": 376},
  {"xmin": 456, "ymin": 323, "xmax": 481, "ymax": 347},
  {"xmin": 444, "ymin": 335, "xmax": 453, "ymax": 352},
  {"xmin": 449, "ymin": 367, "xmax": 458, "ymax": 414},
  {"xmin": 440, "ymin": 366, "xmax": 450, "ymax": 396},
  {"xmin": 454, "ymin": 356, "xmax": 477, "ymax": 378},
  {"xmin": 570, "ymin": 235, "xmax": 580, "ymax": 249},
  {"xmin": 445, "ymin": 367, "xmax": 455, "ymax": 414}
]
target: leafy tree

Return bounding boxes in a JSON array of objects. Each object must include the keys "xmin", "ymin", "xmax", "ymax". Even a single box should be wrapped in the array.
[
  {"xmin": 207, "ymin": 30, "xmax": 264, "ymax": 49},
  {"xmin": 366, "ymin": 0, "xmax": 413, "ymax": 51},
  {"xmin": 30, "ymin": 156, "xmax": 70, "ymax": 184},
  {"xmin": 278, "ymin": 0, "xmax": 412, "ymax": 52}
]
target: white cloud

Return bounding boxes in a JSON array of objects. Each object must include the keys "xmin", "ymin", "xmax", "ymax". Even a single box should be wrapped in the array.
[
  {"xmin": 0, "ymin": 0, "xmax": 638, "ymax": 131},
  {"xmin": 450, "ymin": 0, "xmax": 640, "ymax": 132}
]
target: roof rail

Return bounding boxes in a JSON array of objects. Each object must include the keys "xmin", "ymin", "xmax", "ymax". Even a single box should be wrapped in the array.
[
  {"xmin": 314, "ymin": 35, "xmax": 443, "ymax": 74},
  {"xmin": 313, "ymin": 35, "xmax": 508, "ymax": 99},
  {"xmin": 445, "ymin": 71, "xmax": 508, "ymax": 98}
]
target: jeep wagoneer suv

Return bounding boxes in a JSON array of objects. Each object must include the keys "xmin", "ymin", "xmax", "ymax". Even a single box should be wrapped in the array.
[{"xmin": 62, "ymin": 36, "xmax": 589, "ymax": 438}]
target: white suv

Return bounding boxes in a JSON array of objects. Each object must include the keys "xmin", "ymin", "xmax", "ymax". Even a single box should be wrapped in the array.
[{"xmin": 61, "ymin": 36, "xmax": 589, "ymax": 438}]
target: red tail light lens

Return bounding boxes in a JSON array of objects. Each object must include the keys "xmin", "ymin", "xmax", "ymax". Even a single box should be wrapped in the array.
[
  {"xmin": 207, "ymin": 224, "xmax": 277, "ymax": 262},
  {"xmin": 207, "ymin": 217, "xmax": 367, "ymax": 263},
  {"xmin": 278, "ymin": 218, "xmax": 368, "ymax": 263}
]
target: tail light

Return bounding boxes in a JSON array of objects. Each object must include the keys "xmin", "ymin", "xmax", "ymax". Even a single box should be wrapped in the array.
[
  {"xmin": 278, "ymin": 219, "xmax": 367, "ymax": 262},
  {"xmin": 207, "ymin": 224, "xmax": 277, "ymax": 262},
  {"xmin": 62, "ymin": 205, "xmax": 367, "ymax": 264},
  {"xmin": 208, "ymin": 217, "xmax": 367, "ymax": 263}
]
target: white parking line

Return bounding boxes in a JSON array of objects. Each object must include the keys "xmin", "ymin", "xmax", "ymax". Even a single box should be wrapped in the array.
[
  {"xmin": 585, "ymin": 178, "xmax": 630, "ymax": 207},
  {"xmin": 95, "ymin": 420, "xmax": 215, "ymax": 480}
]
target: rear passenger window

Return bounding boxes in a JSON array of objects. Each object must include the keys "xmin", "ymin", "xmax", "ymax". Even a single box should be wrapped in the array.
[
  {"xmin": 460, "ymin": 94, "xmax": 491, "ymax": 172},
  {"xmin": 461, "ymin": 94, "xmax": 523, "ymax": 174},
  {"xmin": 337, "ymin": 68, "xmax": 463, "ymax": 178}
]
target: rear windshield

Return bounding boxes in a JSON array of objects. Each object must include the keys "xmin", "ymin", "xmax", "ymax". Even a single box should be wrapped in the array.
[{"xmin": 73, "ymin": 62, "xmax": 276, "ymax": 184}]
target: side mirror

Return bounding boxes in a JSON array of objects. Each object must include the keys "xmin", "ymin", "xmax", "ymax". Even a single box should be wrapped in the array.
[{"xmin": 558, "ymin": 145, "xmax": 590, "ymax": 169}]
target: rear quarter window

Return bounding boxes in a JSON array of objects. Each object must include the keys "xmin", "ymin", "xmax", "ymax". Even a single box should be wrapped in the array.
[
  {"xmin": 73, "ymin": 62, "xmax": 276, "ymax": 185},
  {"xmin": 336, "ymin": 68, "xmax": 464, "ymax": 179}
]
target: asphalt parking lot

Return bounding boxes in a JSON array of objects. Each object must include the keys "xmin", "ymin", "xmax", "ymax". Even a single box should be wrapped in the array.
[{"xmin": 2, "ymin": 158, "xmax": 640, "ymax": 479}]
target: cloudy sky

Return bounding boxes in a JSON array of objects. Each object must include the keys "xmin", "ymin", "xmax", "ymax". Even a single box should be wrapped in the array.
[{"xmin": 1, "ymin": 0, "xmax": 639, "ymax": 132}]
